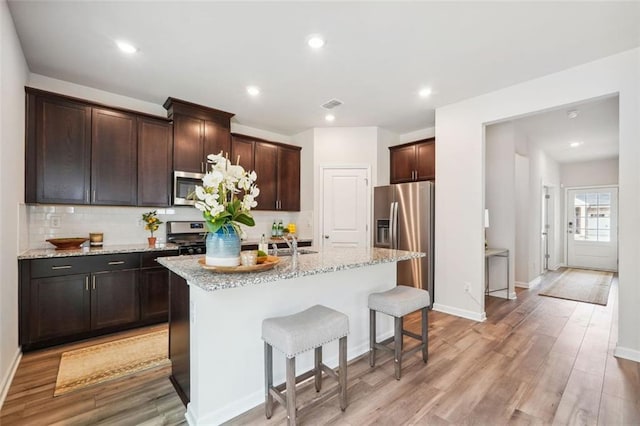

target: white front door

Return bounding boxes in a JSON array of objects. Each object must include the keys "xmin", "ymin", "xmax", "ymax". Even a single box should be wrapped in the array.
[
  {"xmin": 321, "ymin": 167, "xmax": 369, "ymax": 249},
  {"xmin": 567, "ymin": 187, "xmax": 618, "ymax": 271}
]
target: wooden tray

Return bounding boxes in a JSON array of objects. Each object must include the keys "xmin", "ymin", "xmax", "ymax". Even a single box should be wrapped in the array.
[{"xmin": 198, "ymin": 256, "xmax": 280, "ymax": 273}]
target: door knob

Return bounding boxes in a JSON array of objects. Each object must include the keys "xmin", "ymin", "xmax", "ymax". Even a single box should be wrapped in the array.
[{"xmin": 324, "ymin": 235, "xmax": 329, "ymax": 239}]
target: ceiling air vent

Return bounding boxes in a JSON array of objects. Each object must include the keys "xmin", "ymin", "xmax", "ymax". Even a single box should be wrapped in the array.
[{"xmin": 321, "ymin": 99, "xmax": 343, "ymax": 110}]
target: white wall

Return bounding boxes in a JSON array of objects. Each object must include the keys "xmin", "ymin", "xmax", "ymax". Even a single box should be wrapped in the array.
[
  {"xmin": 434, "ymin": 48, "xmax": 640, "ymax": 362},
  {"xmin": 399, "ymin": 126, "xmax": 435, "ymax": 143},
  {"xmin": 376, "ymin": 128, "xmax": 400, "ymax": 185},
  {"xmin": 485, "ymin": 122, "xmax": 516, "ymax": 299},
  {"xmin": 0, "ymin": 0, "xmax": 28, "ymax": 405},
  {"xmin": 561, "ymin": 158, "xmax": 619, "ymax": 187},
  {"xmin": 514, "ymin": 153, "xmax": 530, "ymax": 284}
]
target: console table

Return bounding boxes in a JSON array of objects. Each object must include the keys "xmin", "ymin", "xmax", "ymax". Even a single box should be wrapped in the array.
[{"xmin": 485, "ymin": 248, "xmax": 509, "ymax": 296}]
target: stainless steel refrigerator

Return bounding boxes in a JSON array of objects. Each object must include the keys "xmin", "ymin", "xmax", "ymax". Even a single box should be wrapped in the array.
[{"xmin": 373, "ymin": 181, "xmax": 434, "ymax": 307}]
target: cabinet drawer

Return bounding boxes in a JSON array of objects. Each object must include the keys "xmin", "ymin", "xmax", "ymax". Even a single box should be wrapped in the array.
[
  {"xmin": 141, "ymin": 250, "xmax": 178, "ymax": 268},
  {"xmin": 31, "ymin": 257, "xmax": 94, "ymax": 278},
  {"xmin": 30, "ymin": 253, "xmax": 140, "ymax": 278}
]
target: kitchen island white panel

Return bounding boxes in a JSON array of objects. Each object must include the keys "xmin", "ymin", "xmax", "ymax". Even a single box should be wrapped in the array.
[{"xmin": 158, "ymin": 248, "xmax": 424, "ymax": 425}]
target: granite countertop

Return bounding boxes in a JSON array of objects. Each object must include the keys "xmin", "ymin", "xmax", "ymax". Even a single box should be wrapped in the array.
[
  {"xmin": 18, "ymin": 243, "xmax": 180, "ymax": 260},
  {"xmin": 157, "ymin": 247, "xmax": 425, "ymax": 292}
]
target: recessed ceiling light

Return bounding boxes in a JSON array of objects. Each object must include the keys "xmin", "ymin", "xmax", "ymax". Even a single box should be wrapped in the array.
[
  {"xmin": 570, "ymin": 141, "xmax": 583, "ymax": 148},
  {"xmin": 325, "ymin": 114, "xmax": 335, "ymax": 122},
  {"xmin": 419, "ymin": 87, "xmax": 432, "ymax": 98},
  {"xmin": 246, "ymin": 86, "xmax": 260, "ymax": 96},
  {"xmin": 116, "ymin": 40, "xmax": 138, "ymax": 54},
  {"xmin": 307, "ymin": 35, "xmax": 325, "ymax": 49},
  {"xmin": 567, "ymin": 109, "xmax": 579, "ymax": 119}
]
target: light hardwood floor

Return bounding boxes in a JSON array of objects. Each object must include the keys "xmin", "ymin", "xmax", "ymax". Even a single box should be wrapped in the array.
[{"xmin": 2, "ymin": 269, "xmax": 639, "ymax": 425}]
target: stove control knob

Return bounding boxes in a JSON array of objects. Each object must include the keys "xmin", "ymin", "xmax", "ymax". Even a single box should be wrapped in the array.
[
  {"xmin": 187, "ymin": 248, "xmax": 195, "ymax": 255},
  {"xmin": 196, "ymin": 247, "xmax": 203, "ymax": 254}
]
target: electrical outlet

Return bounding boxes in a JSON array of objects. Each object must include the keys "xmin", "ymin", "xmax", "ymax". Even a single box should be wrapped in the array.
[
  {"xmin": 50, "ymin": 215, "xmax": 61, "ymax": 228},
  {"xmin": 464, "ymin": 282, "xmax": 470, "ymax": 293}
]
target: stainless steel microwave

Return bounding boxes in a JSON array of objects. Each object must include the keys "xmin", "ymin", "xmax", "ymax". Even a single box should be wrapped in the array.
[{"xmin": 173, "ymin": 171, "xmax": 204, "ymax": 205}]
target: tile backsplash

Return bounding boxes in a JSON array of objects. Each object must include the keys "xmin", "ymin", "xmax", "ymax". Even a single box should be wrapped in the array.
[{"xmin": 25, "ymin": 204, "xmax": 313, "ymax": 249}]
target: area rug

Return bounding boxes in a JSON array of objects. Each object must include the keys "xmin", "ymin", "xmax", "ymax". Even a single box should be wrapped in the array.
[
  {"xmin": 539, "ymin": 268, "xmax": 613, "ymax": 306},
  {"xmin": 54, "ymin": 329, "xmax": 170, "ymax": 396}
]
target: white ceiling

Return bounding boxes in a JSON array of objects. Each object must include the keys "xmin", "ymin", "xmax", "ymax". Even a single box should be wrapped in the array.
[
  {"xmin": 513, "ymin": 95, "xmax": 619, "ymax": 163},
  {"xmin": 7, "ymin": 1, "xmax": 640, "ymax": 136}
]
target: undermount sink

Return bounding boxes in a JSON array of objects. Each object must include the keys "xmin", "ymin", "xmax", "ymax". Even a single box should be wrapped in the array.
[{"xmin": 272, "ymin": 248, "xmax": 317, "ymax": 256}]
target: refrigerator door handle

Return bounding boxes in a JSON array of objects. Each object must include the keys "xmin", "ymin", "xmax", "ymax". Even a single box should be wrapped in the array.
[
  {"xmin": 392, "ymin": 201, "xmax": 399, "ymax": 249},
  {"xmin": 389, "ymin": 202, "xmax": 395, "ymax": 249}
]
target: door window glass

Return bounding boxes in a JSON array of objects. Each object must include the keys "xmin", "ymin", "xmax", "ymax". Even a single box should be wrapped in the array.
[{"xmin": 573, "ymin": 191, "xmax": 611, "ymax": 242}]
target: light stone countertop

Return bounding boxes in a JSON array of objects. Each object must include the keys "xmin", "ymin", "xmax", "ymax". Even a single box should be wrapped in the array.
[
  {"xmin": 157, "ymin": 247, "xmax": 425, "ymax": 292},
  {"xmin": 18, "ymin": 243, "xmax": 180, "ymax": 260}
]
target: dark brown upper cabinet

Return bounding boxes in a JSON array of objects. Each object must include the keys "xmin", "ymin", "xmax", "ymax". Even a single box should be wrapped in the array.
[
  {"xmin": 91, "ymin": 108, "xmax": 137, "ymax": 205},
  {"xmin": 26, "ymin": 92, "xmax": 92, "ymax": 204},
  {"xmin": 163, "ymin": 98, "xmax": 234, "ymax": 174},
  {"xmin": 25, "ymin": 88, "xmax": 172, "ymax": 207},
  {"xmin": 389, "ymin": 138, "xmax": 435, "ymax": 184},
  {"xmin": 138, "ymin": 117, "xmax": 173, "ymax": 206},
  {"xmin": 231, "ymin": 133, "xmax": 301, "ymax": 211}
]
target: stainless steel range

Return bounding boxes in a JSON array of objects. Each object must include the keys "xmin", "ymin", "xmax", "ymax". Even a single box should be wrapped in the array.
[{"xmin": 166, "ymin": 221, "xmax": 207, "ymax": 255}]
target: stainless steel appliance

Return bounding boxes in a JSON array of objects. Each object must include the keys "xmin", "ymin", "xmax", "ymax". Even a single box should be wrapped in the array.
[
  {"xmin": 166, "ymin": 221, "xmax": 207, "ymax": 255},
  {"xmin": 173, "ymin": 171, "xmax": 204, "ymax": 205},
  {"xmin": 373, "ymin": 181, "xmax": 434, "ymax": 307}
]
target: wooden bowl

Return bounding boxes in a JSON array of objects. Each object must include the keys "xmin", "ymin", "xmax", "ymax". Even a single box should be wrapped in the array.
[{"xmin": 46, "ymin": 238, "xmax": 89, "ymax": 250}]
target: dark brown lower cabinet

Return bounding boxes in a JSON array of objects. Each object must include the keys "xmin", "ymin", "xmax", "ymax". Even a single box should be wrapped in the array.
[
  {"xmin": 19, "ymin": 250, "xmax": 177, "ymax": 352},
  {"xmin": 28, "ymin": 274, "xmax": 91, "ymax": 342},
  {"xmin": 140, "ymin": 267, "xmax": 170, "ymax": 322},
  {"xmin": 169, "ymin": 272, "xmax": 190, "ymax": 405},
  {"xmin": 91, "ymin": 269, "xmax": 139, "ymax": 330}
]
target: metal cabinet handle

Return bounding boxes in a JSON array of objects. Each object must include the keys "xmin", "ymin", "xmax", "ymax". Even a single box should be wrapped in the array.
[
  {"xmin": 85, "ymin": 276, "xmax": 89, "ymax": 291},
  {"xmin": 85, "ymin": 190, "xmax": 90, "ymax": 202},
  {"xmin": 92, "ymin": 275, "xmax": 96, "ymax": 290},
  {"xmin": 92, "ymin": 190, "xmax": 96, "ymax": 202},
  {"xmin": 108, "ymin": 260, "xmax": 125, "ymax": 265},
  {"xmin": 52, "ymin": 265, "xmax": 72, "ymax": 270}
]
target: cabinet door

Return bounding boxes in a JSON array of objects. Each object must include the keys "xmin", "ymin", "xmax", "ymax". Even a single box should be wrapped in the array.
[
  {"xmin": 277, "ymin": 146, "xmax": 301, "ymax": 211},
  {"xmin": 254, "ymin": 142, "xmax": 278, "ymax": 210},
  {"xmin": 140, "ymin": 267, "xmax": 169, "ymax": 322},
  {"xmin": 138, "ymin": 117, "xmax": 172, "ymax": 206},
  {"xmin": 32, "ymin": 96, "xmax": 92, "ymax": 204},
  {"xmin": 91, "ymin": 269, "xmax": 140, "ymax": 330},
  {"xmin": 416, "ymin": 139, "xmax": 435, "ymax": 181},
  {"xmin": 230, "ymin": 134, "xmax": 255, "ymax": 172},
  {"xmin": 169, "ymin": 272, "xmax": 190, "ymax": 404},
  {"xmin": 203, "ymin": 120, "xmax": 230, "ymax": 161},
  {"xmin": 92, "ymin": 108, "xmax": 138, "ymax": 205},
  {"xmin": 29, "ymin": 274, "xmax": 90, "ymax": 342},
  {"xmin": 173, "ymin": 115, "xmax": 204, "ymax": 173},
  {"xmin": 390, "ymin": 144, "xmax": 416, "ymax": 184}
]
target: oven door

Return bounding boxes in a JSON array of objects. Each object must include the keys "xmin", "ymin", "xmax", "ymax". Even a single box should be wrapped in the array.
[{"xmin": 173, "ymin": 171, "xmax": 204, "ymax": 205}]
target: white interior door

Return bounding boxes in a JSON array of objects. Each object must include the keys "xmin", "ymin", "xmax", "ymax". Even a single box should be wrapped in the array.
[
  {"xmin": 567, "ymin": 187, "xmax": 618, "ymax": 271},
  {"xmin": 321, "ymin": 167, "xmax": 369, "ymax": 249}
]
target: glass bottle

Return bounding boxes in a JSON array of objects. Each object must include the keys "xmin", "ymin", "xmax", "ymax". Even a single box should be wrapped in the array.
[
  {"xmin": 271, "ymin": 221, "xmax": 277, "ymax": 238},
  {"xmin": 277, "ymin": 220, "xmax": 284, "ymax": 237}
]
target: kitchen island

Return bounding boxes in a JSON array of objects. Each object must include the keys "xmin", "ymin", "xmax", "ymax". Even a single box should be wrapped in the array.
[{"xmin": 158, "ymin": 247, "xmax": 424, "ymax": 425}]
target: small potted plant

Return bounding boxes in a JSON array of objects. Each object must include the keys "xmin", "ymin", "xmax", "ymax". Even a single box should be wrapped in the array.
[{"xmin": 142, "ymin": 210, "xmax": 163, "ymax": 246}]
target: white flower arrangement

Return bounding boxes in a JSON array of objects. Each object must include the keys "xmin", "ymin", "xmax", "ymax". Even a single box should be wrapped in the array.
[{"xmin": 192, "ymin": 152, "xmax": 260, "ymax": 233}]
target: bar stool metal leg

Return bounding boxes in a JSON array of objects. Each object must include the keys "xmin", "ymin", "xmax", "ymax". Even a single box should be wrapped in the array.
[
  {"xmin": 314, "ymin": 346, "xmax": 322, "ymax": 392},
  {"xmin": 264, "ymin": 342, "xmax": 273, "ymax": 419},
  {"xmin": 369, "ymin": 309, "xmax": 376, "ymax": 367},
  {"xmin": 421, "ymin": 307, "xmax": 429, "ymax": 363},
  {"xmin": 286, "ymin": 356, "xmax": 297, "ymax": 426},
  {"xmin": 339, "ymin": 336, "xmax": 347, "ymax": 411},
  {"xmin": 394, "ymin": 316, "xmax": 402, "ymax": 380}
]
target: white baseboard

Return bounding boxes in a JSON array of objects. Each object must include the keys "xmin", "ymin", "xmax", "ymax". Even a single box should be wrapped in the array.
[
  {"xmin": 515, "ymin": 281, "xmax": 529, "ymax": 289},
  {"xmin": 0, "ymin": 347, "xmax": 22, "ymax": 409},
  {"xmin": 528, "ymin": 276, "xmax": 542, "ymax": 289},
  {"xmin": 550, "ymin": 263, "xmax": 565, "ymax": 271},
  {"xmin": 433, "ymin": 303, "xmax": 486, "ymax": 322},
  {"xmin": 614, "ymin": 345, "xmax": 640, "ymax": 363}
]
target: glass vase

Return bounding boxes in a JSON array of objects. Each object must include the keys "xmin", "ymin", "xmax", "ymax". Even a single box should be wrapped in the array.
[{"xmin": 205, "ymin": 224, "xmax": 241, "ymax": 267}]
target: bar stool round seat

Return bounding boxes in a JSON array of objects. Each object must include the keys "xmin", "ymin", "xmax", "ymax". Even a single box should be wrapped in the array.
[
  {"xmin": 262, "ymin": 305, "xmax": 349, "ymax": 425},
  {"xmin": 368, "ymin": 286, "xmax": 430, "ymax": 380}
]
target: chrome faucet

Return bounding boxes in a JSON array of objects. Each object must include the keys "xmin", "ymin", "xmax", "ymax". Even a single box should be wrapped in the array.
[
  {"xmin": 271, "ymin": 243, "xmax": 279, "ymax": 257},
  {"xmin": 281, "ymin": 234, "xmax": 298, "ymax": 256}
]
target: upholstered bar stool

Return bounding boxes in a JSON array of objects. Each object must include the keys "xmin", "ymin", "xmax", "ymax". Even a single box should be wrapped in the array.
[
  {"xmin": 262, "ymin": 305, "xmax": 349, "ymax": 425},
  {"xmin": 368, "ymin": 286, "xmax": 430, "ymax": 380}
]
